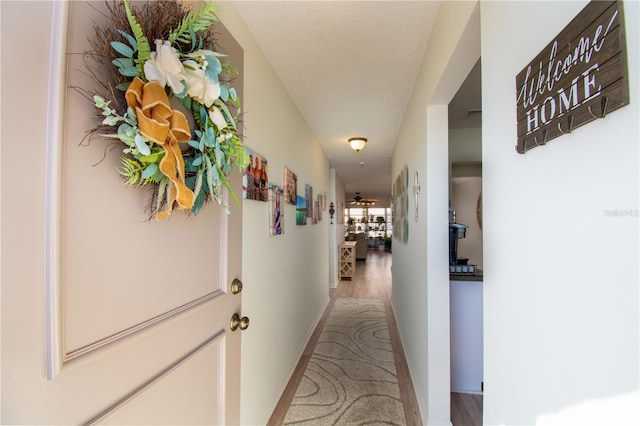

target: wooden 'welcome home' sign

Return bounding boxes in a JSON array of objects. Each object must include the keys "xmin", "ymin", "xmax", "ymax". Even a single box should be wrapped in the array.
[{"xmin": 515, "ymin": 0, "xmax": 629, "ymax": 154}]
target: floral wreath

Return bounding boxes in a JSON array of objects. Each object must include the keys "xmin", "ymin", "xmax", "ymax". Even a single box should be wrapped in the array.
[{"xmin": 83, "ymin": 0, "xmax": 248, "ymax": 220}]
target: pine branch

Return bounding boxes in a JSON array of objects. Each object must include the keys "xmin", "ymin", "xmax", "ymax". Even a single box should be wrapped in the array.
[{"xmin": 168, "ymin": 1, "xmax": 219, "ymax": 46}]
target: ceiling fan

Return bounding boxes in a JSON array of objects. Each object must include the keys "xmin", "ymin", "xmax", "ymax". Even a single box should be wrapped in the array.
[{"xmin": 350, "ymin": 192, "xmax": 375, "ymax": 206}]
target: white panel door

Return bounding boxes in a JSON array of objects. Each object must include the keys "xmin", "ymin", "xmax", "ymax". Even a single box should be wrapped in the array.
[{"xmin": 2, "ymin": 2, "xmax": 245, "ymax": 424}]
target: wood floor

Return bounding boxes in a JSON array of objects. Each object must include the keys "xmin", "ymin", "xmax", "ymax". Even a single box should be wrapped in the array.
[
  {"xmin": 451, "ymin": 392, "xmax": 483, "ymax": 426},
  {"xmin": 267, "ymin": 250, "xmax": 482, "ymax": 425}
]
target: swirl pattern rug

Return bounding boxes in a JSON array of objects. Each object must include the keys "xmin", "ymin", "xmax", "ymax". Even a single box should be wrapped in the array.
[{"xmin": 284, "ymin": 298, "xmax": 406, "ymax": 425}]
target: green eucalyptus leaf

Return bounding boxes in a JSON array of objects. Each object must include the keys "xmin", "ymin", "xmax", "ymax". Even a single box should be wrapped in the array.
[
  {"xmin": 111, "ymin": 41, "xmax": 134, "ymax": 58},
  {"xmin": 205, "ymin": 55, "xmax": 221, "ymax": 83},
  {"xmin": 203, "ymin": 127, "xmax": 215, "ymax": 148},
  {"xmin": 205, "ymin": 68, "xmax": 219, "ymax": 84},
  {"xmin": 184, "ymin": 157, "xmax": 198, "ymax": 173},
  {"xmin": 194, "ymin": 168, "xmax": 204, "ymax": 199},
  {"xmin": 192, "ymin": 187, "xmax": 206, "ymax": 216},
  {"xmin": 141, "ymin": 163, "xmax": 158, "ymax": 179},
  {"xmin": 205, "ymin": 155, "xmax": 215, "ymax": 196},
  {"xmin": 192, "ymin": 155, "xmax": 203, "ymax": 167},
  {"xmin": 185, "ymin": 176, "xmax": 197, "ymax": 191},
  {"xmin": 117, "ymin": 123, "xmax": 136, "ymax": 142},
  {"xmin": 181, "ymin": 95, "xmax": 192, "ymax": 111},
  {"xmin": 117, "ymin": 29, "xmax": 138, "ymax": 51},
  {"xmin": 215, "ymin": 146, "xmax": 224, "ymax": 169},
  {"xmin": 199, "ymin": 105, "xmax": 207, "ymax": 125},
  {"xmin": 219, "ymin": 85, "xmax": 229, "ymax": 102},
  {"xmin": 188, "ymin": 140, "xmax": 200, "ymax": 149},
  {"xmin": 112, "ymin": 58, "xmax": 134, "ymax": 68},
  {"xmin": 125, "ymin": 107, "xmax": 137, "ymax": 124},
  {"xmin": 94, "ymin": 96, "xmax": 108, "ymax": 108},
  {"xmin": 102, "ymin": 116, "xmax": 119, "ymax": 126},
  {"xmin": 134, "ymin": 134, "xmax": 151, "ymax": 156},
  {"xmin": 116, "ymin": 82, "xmax": 131, "ymax": 91},
  {"xmin": 207, "ymin": 55, "xmax": 222, "ymax": 75},
  {"xmin": 229, "ymin": 88, "xmax": 238, "ymax": 102},
  {"xmin": 210, "ymin": 160, "xmax": 220, "ymax": 180},
  {"xmin": 119, "ymin": 66, "xmax": 140, "ymax": 77}
]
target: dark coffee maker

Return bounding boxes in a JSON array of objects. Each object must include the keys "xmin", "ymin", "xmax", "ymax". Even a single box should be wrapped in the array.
[
  {"xmin": 449, "ymin": 223, "xmax": 468, "ymax": 265},
  {"xmin": 448, "ymin": 204, "xmax": 468, "ymax": 265}
]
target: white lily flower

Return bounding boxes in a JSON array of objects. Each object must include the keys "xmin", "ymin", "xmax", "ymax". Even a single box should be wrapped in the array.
[
  {"xmin": 209, "ymin": 106, "xmax": 227, "ymax": 130},
  {"xmin": 183, "ymin": 60, "xmax": 221, "ymax": 107},
  {"xmin": 144, "ymin": 40, "xmax": 185, "ymax": 94}
]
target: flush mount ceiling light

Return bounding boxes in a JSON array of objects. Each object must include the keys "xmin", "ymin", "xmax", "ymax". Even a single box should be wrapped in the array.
[{"xmin": 348, "ymin": 137, "xmax": 367, "ymax": 152}]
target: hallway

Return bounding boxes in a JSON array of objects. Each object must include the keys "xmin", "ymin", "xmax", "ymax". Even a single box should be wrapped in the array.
[{"xmin": 268, "ymin": 250, "xmax": 481, "ymax": 425}]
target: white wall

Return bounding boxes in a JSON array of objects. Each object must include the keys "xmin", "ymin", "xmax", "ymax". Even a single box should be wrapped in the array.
[
  {"xmin": 391, "ymin": 1, "xmax": 480, "ymax": 424},
  {"xmin": 203, "ymin": 4, "xmax": 333, "ymax": 424},
  {"xmin": 481, "ymin": 1, "xmax": 639, "ymax": 424},
  {"xmin": 329, "ymin": 169, "xmax": 346, "ymax": 288}
]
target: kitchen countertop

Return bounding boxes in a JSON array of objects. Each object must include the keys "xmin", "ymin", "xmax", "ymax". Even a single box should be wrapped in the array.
[{"xmin": 450, "ymin": 269, "xmax": 483, "ymax": 282}]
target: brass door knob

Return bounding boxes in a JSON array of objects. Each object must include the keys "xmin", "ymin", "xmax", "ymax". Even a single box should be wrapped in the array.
[
  {"xmin": 230, "ymin": 313, "xmax": 250, "ymax": 331},
  {"xmin": 231, "ymin": 279, "xmax": 243, "ymax": 294}
]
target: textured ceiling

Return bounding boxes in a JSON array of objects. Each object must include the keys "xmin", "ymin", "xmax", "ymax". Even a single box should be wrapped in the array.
[{"xmin": 232, "ymin": 1, "xmax": 445, "ymax": 206}]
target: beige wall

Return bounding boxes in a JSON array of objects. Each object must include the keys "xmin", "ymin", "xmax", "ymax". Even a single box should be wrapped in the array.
[
  {"xmin": 449, "ymin": 127, "xmax": 482, "ymax": 163},
  {"xmin": 216, "ymin": 4, "xmax": 331, "ymax": 424},
  {"xmin": 1, "ymin": 1, "xmax": 57, "ymax": 420}
]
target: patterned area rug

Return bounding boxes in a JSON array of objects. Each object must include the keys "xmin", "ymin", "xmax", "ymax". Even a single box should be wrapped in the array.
[{"xmin": 284, "ymin": 298, "xmax": 406, "ymax": 425}]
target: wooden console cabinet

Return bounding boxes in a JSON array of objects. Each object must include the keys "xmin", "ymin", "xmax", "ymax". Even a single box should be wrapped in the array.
[{"xmin": 339, "ymin": 241, "xmax": 357, "ymax": 280}]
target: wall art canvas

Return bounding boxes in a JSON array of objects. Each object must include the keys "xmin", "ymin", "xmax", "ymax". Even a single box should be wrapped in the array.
[
  {"xmin": 316, "ymin": 195, "xmax": 323, "ymax": 221},
  {"xmin": 243, "ymin": 150, "xmax": 269, "ymax": 202},
  {"xmin": 296, "ymin": 195, "xmax": 307, "ymax": 225},
  {"xmin": 283, "ymin": 167, "xmax": 297, "ymax": 205},
  {"xmin": 312, "ymin": 201, "xmax": 319, "ymax": 224},
  {"xmin": 338, "ymin": 201, "xmax": 345, "ymax": 224},
  {"xmin": 305, "ymin": 185, "xmax": 313, "ymax": 218},
  {"xmin": 269, "ymin": 185, "xmax": 284, "ymax": 235},
  {"xmin": 392, "ymin": 165, "xmax": 409, "ymax": 243}
]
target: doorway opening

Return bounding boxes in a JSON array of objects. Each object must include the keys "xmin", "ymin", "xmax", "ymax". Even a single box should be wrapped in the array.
[{"xmin": 448, "ymin": 58, "xmax": 484, "ymax": 425}]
